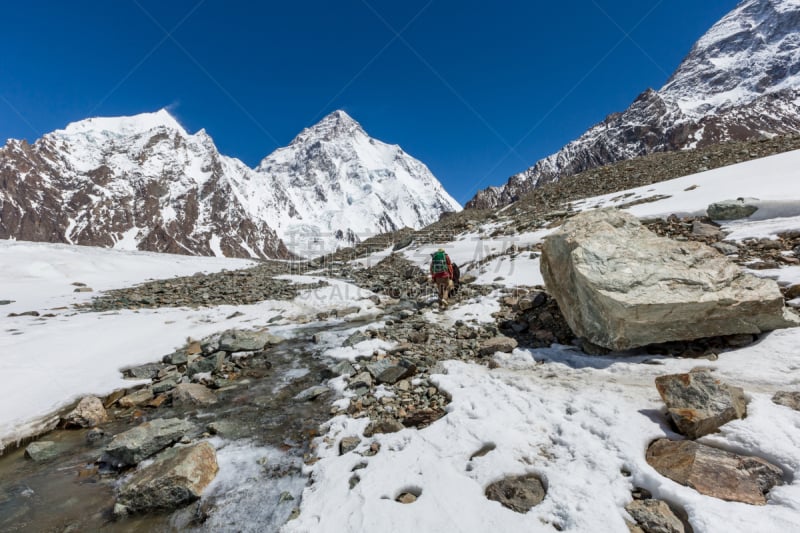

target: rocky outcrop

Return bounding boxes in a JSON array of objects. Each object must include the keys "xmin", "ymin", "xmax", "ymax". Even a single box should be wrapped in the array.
[
  {"xmin": 104, "ymin": 418, "xmax": 193, "ymax": 467},
  {"xmin": 646, "ymin": 439, "xmax": 783, "ymax": 505},
  {"xmin": 655, "ymin": 370, "xmax": 747, "ymax": 439},
  {"xmin": 115, "ymin": 441, "xmax": 218, "ymax": 515},
  {"xmin": 63, "ymin": 396, "xmax": 108, "ymax": 428},
  {"xmin": 540, "ymin": 209, "xmax": 798, "ymax": 350}
]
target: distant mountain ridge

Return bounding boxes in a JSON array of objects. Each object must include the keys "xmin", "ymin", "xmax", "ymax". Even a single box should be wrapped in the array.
[
  {"xmin": 0, "ymin": 109, "xmax": 460, "ymax": 258},
  {"xmin": 467, "ymin": 0, "xmax": 800, "ymax": 209}
]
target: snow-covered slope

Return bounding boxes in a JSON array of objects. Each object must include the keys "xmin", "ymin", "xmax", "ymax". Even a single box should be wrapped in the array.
[
  {"xmin": 468, "ymin": 0, "xmax": 800, "ymax": 209},
  {"xmin": 0, "ymin": 109, "xmax": 460, "ymax": 258},
  {"xmin": 254, "ymin": 110, "xmax": 461, "ymax": 256}
]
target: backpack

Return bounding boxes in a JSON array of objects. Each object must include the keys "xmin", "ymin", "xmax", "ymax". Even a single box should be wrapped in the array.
[{"xmin": 431, "ymin": 250, "xmax": 449, "ymax": 276}]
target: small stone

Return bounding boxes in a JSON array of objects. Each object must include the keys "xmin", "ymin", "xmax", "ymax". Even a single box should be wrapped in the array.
[
  {"xmin": 339, "ymin": 437, "xmax": 361, "ymax": 455},
  {"xmin": 118, "ymin": 388, "xmax": 155, "ymax": 408},
  {"xmin": 772, "ymin": 391, "xmax": 800, "ymax": 411},
  {"xmin": 625, "ymin": 499, "xmax": 684, "ymax": 533},
  {"xmin": 479, "ymin": 336, "xmax": 518, "ymax": 356},
  {"xmin": 485, "ymin": 474, "xmax": 546, "ymax": 513},
  {"xmin": 152, "ymin": 375, "xmax": 181, "ymax": 394},
  {"xmin": 331, "ymin": 360, "xmax": 356, "ymax": 377},
  {"xmin": 348, "ymin": 372, "xmax": 373, "ymax": 390},
  {"xmin": 123, "ymin": 363, "xmax": 167, "ymax": 380},
  {"xmin": 73, "ymin": 287, "xmax": 94, "ymax": 293},
  {"xmin": 25, "ymin": 441, "xmax": 60, "ymax": 462},
  {"xmin": 396, "ymin": 492, "xmax": 417, "ymax": 504},
  {"xmin": 172, "ymin": 383, "xmax": 217, "ymax": 407},
  {"xmin": 364, "ymin": 418, "xmax": 404, "ymax": 437},
  {"xmin": 63, "ymin": 396, "xmax": 108, "ymax": 428}
]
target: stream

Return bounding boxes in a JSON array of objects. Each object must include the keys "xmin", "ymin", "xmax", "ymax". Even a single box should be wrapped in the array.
[{"xmin": 0, "ymin": 319, "xmax": 367, "ymax": 532}]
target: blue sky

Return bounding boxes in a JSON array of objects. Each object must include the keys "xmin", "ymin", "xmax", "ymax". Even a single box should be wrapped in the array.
[{"xmin": 1, "ymin": 1, "xmax": 737, "ymax": 204}]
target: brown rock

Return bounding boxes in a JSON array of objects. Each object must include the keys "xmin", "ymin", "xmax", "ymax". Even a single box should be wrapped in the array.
[
  {"xmin": 479, "ymin": 336, "xmax": 518, "ymax": 356},
  {"xmin": 485, "ymin": 474, "xmax": 546, "ymax": 513},
  {"xmin": 655, "ymin": 370, "xmax": 747, "ymax": 439},
  {"xmin": 118, "ymin": 388, "xmax": 155, "ymax": 408},
  {"xmin": 625, "ymin": 499, "xmax": 684, "ymax": 533},
  {"xmin": 646, "ymin": 439, "xmax": 783, "ymax": 505},
  {"xmin": 772, "ymin": 391, "xmax": 800, "ymax": 411}
]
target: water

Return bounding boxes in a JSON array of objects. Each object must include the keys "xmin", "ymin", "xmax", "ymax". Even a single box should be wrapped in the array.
[{"xmin": 0, "ymin": 320, "xmax": 365, "ymax": 532}]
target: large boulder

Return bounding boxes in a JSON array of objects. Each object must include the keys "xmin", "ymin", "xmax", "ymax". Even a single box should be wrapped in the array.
[
  {"xmin": 655, "ymin": 370, "xmax": 747, "ymax": 439},
  {"xmin": 540, "ymin": 209, "xmax": 798, "ymax": 350},
  {"xmin": 646, "ymin": 439, "xmax": 783, "ymax": 505},
  {"xmin": 104, "ymin": 418, "xmax": 193, "ymax": 467},
  {"xmin": 707, "ymin": 198, "xmax": 759, "ymax": 220},
  {"xmin": 116, "ymin": 441, "xmax": 218, "ymax": 514}
]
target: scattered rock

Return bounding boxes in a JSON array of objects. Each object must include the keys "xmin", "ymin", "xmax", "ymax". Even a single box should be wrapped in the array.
[
  {"xmin": 540, "ymin": 209, "xmax": 798, "ymax": 350},
  {"xmin": 485, "ymin": 474, "xmax": 546, "ymax": 513},
  {"xmin": 172, "ymin": 383, "xmax": 217, "ymax": 407},
  {"xmin": 655, "ymin": 369, "xmax": 747, "ymax": 439},
  {"xmin": 186, "ymin": 352, "xmax": 225, "ymax": 378},
  {"xmin": 25, "ymin": 441, "xmax": 60, "ymax": 462},
  {"xmin": 707, "ymin": 198, "xmax": 759, "ymax": 220},
  {"xmin": 365, "ymin": 359, "xmax": 416, "ymax": 384},
  {"xmin": 0, "ymin": 300, "xmax": 14, "ymax": 305},
  {"xmin": 479, "ymin": 336, "xmax": 518, "ymax": 356},
  {"xmin": 331, "ymin": 361, "xmax": 356, "ymax": 377},
  {"xmin": 8, "ymin": 310, "xmax": 40, "ymax": 317},
  {"xmin": 646, "ymin": 439, "xmax": 783, "ymax": 505},
  {"xmin": 123, "ymin": 363, "xmax": 169, "ymax": 380},
  {"xmin": 625, "ymin": 499, "xmax": 684, "ymax": 533},
  {"xmin": 104, "ymin": 417, "xmax": 194, "ymax": 467},
  {"xmin": 772, "ymin": 391, "xmax": 800, "ymax": 411},
  {"xmin": 63, "ymin": 396, "xmax": 108, "ymax": 428},
  {"xmin": 73, "ymin": 287, "xmax": 94, "ymax": 293},
  {"xmin": 343, "ymin": 331, "xmax": 370, "ymax": 347},
  {"xmin": 712, "ymin": 242, "xmax": 739, "ymax": 255},
  {"xmin": 152, "ymin": 375, "xmax": 181, "ymax": 394},
  {"xmin": 396, "ymin": 492, "xmax": 417, "ymax": 504},
  {"xmin": 115, "ymin": 441, "xmax": 218, "ymax": 514}
]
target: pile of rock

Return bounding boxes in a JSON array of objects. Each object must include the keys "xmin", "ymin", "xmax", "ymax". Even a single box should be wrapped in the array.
[{"xmin": 86, "ymin": 263, "xmax": 326, "ymax": 311}]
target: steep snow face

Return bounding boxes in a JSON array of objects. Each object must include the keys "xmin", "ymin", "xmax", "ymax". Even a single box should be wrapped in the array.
[
  {"xmin": 662, "ymin": 0, "xmax": 800, "ymax": 115},
  {"xmin": 467, "ymin": 0, "xmax": 800, "ymax": 210},
  {"xmin": 0, "ymin": 109, "xmax": 292, "ymax": 259},
  {"xmin": 255, "ymin": 110, "xmax": 461, "ymax": 256}
]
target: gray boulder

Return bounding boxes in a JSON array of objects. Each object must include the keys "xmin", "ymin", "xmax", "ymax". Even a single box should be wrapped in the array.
[
  {"xmin": 772, "ymin": 391, "xmax": 800, "ymax": 411},
  {"xmin": 646, "ymin": 439, "xmax": 783, "ymax": 505},
  {"xmin": 540, "ymin": 209, "xmax": 798, "ymax": 350},
  {"xmin": 104, "ymin": 418, "xmax": 193, "ymax": 467},
  {"xmin": 707, "ymin": 198, "xmax": 759, "ymax": 220},
  {"xmin": 655, "ymin": 369, "xmax": 747, "ymax": 439},
  {"xmin": 116, "ymin": 441, "xmax": 218, "ymax": 514}
]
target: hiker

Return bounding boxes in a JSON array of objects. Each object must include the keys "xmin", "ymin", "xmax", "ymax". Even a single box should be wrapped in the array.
[
  {"xmin": 451, "ymin": 262, "xmax": 461, "ymax": 296},
  {"xmin": 430, "ymin": 248, "xmax": 454, "ymax": 307}
]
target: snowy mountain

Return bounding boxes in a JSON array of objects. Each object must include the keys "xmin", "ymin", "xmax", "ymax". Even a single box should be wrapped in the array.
[
  {"xmin": 254, "ymin": 110, "xmax": 461, "ymax": 256},
  {"xmin": 467, "ymin": 0, "xmax": 800, "ymax": 209},
  {"xmin": 0, "ymin": 110, "xmax": 460, "ymax": 258}
]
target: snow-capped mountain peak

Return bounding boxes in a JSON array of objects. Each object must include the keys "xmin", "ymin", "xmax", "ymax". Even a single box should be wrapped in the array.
[
  {"xmin": 288, "ymin": 109, "xmax": 365, "ymax": 145},
  {"xmin": 662, "ymin": 0, "xmax": 800, "ymax": 116},
  {"xmin": 57, "ymin": 108, "xmax": 187, "ymax": 137},
  {"xmin": 254, "ymin": 110, "xmax": 461, "ymax": 255}
]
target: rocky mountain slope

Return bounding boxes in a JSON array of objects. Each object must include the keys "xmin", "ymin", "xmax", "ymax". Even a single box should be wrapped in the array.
[
  {"xmin": 0, "ymin": 110, "xmax": 459, "ymax": 259},
  {"xmin": 467, "ymin": 0, "xmax": 800, "ymax": 209}
]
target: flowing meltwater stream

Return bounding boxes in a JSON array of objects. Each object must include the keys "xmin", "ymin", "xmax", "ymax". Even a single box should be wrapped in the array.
[{"xmin": 0, "ymin": 319, "xmax": 368, "ymax": 532}]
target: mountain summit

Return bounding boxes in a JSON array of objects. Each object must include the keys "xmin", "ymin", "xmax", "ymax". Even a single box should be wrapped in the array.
[
  {"xmin": 255, "ymin": 111, "xmax": 461, "ymax": 256},
  {"xmin": 0, "ymin": 109, "xmax": 460, "ymax": 258},
  {"xmin": 467, "ymin": 0, "xmax": 800, "ymax": 209}
]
